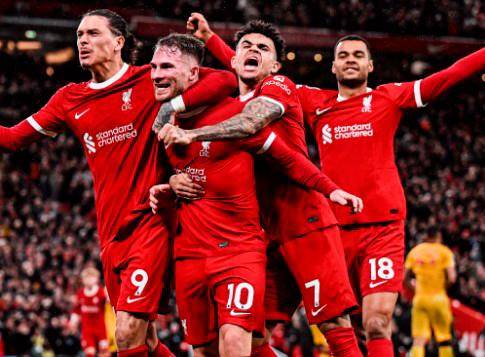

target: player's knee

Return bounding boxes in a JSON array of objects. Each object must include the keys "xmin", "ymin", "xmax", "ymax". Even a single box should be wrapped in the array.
[
  {"xmin": 364, "ymin": 313, "xmax": 391, "ymax": 340},
  {"xmin": 319, "ymin": 314, "xmax": 352, "ymax": 332},
  {"xmin": 115, "ymin": 312, "xmax": 148, "ymax": 349},
  {"xmin": 220, "ymin": 325, "xmax": 250, "ymax": 357}
]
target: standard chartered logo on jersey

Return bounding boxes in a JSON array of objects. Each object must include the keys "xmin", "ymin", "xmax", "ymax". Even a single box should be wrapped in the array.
[
  {"xmin": 83, "ymin": 123, "xmax": 138, "ymax": 154},
  {"xmin": 321, "ymin": 123, "xmax": 374, "ymax": 144}
]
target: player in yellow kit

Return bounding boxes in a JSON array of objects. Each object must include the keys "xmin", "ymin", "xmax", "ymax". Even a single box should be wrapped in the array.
[{"xmin": 404, "ymin": 228, "xmax": 456, "ymax": 357}]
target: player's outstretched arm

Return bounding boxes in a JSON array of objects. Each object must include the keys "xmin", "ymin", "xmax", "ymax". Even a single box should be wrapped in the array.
[
  {"xmin": 152, "ymin": 68, "xmax": 237, "ymax": 132},
  {"xmin": 187, "ymin": 13, "xmax": 235, "ymax": 70},
  {"xmin": 420, "ymin": 47, "xmax": 485, "ymax": 103},
  {"xmin": 158, "ymin": 97, "xmax": 283, "ymax": 145},
  {"xmin": 262, "ymin": 134, "xmax": 363, "ymax": 213},
  {"xmin": 0, "ymin": 120, "xmax": 44, "ymax": 151}
]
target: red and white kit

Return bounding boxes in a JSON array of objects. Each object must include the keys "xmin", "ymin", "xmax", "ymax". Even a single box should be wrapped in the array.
[
  {"xmin": 168, "ymin": 96, "xmax": 346, "ymax": 344},
  {"xmin": 0, "ymin": 64, "xmax": 237, "ymax": 318},
  {"xmin": 299, "ymin": 47, "xmax": 485, "ymax": 298},
  {"xmin": 72, "ymin": 286, "xmax": 108, "ymax": 351},
  {"xmin": 202, "ymin": 33, "xmax": 358, "ymax": 324}
]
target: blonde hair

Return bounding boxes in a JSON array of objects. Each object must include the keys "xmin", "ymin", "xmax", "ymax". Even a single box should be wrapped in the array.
[{"xmin": 81, "ymin": 267, "xmax": 100, "ymax": 279}]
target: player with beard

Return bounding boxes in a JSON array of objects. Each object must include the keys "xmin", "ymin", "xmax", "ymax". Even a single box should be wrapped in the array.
[
  {"xmin": 164, "ymin": 18, "xmax": 484, "ymax": 355},
  {"xmin": 0, "ymin": 9, "xmax": 237, "ymax": 356},
  {"xmin": 155, "ymin": 17, "xmax": 364, "ymax": 357}
]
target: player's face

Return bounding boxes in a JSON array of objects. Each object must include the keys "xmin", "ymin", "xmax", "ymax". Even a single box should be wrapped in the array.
[
  {"xmin": 82, "ymin": 274, "xmax": 99, "ymax": 288},
  {"xmin": 232, "ymin": 33, "xmax": 282, "ymax": 85},
  {"xmin": 332, "ymin": 40, "xmax": 373, "ymax": 88},
  {"xmin": 77, "ymin": 15, "xmax": 124, "ymax": 69},
  {"xmin": 150, "ymin": 47, "xmax": 199, "ymax": 102}
]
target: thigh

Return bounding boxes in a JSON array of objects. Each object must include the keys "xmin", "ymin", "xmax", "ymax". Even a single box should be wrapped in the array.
[
  {"xmin": 279, "ymin": 226, "xmax": 358, "ymax": 324},
  {"xmin": 340, "ymin": 226, "xmax": 364, "ymax": 300},
  {"xmin": 429, "ymin": 295, "xmax": 453, "ymax": 342},
  {"xmin": 264, "ymin": 245, "xmax": 301, "ymax": 323},
  {"xmin": 176, "ymin": 258, "xmax": 216, "ymax": 347},
  {"xmin": 116, "ymin": 219, "xmax": 173, "ymax": 318},
  {"xmin": 359, "ymin": 221, "xmax": 405, "ymax": 297},
  {"xmin": 411, "ymin": 297, "xmax": 431, "ymax": 340},
  {"xmin": 210, "ymin": 251, "xmax": 266, "ymax": 337}
]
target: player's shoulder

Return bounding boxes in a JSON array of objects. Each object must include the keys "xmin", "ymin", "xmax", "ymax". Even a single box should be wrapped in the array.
[
  {"xmin": 376, "ymin": 81, "xmax": 416, "ymax": 95},
  {"xmin": 438, "ymin": 243, "xmax": 454, "ymax": 256},
  {"xmin": 260, "ymin": 74, "xmax": 296, "ymax": 93},
  {"xmin": 296, "ymin": 84, "xmax": 336, "ymax": 99}
]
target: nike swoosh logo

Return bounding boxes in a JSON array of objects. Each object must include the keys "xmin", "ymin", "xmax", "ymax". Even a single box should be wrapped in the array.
[
  {"xmin": 74, "ymin": 108, "xmax": 90, "ymax": 120},
  {"xmin": 126, "ymin": 296, "xmax": 146, "ymax": 304},
  {"xmin": 369, "ymin": 281, "xmax": 388, "ymax": 289},
  {"xmin": 229, "ymin": 310, "xmax": 251, "ymax": 316},
  {"xmin": 316, "ymin": 107, "xmax": 331, "ymax": 115},
  {"xmin": 311, "ymin": 304, "xmax": 327, "ymax": 317}
]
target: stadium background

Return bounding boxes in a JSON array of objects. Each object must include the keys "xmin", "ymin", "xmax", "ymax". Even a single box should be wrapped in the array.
[{"xmin": 0, "ymin": 0, "xmax": 483, "ymax": 355}]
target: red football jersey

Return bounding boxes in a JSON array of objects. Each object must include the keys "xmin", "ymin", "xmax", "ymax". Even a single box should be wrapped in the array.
[
  {"xmin": 299, "ymin": 81, "xmax": 426, "ymax": 225},
  {"xmin": 204, "ymin": 34, "xmax": 338, "ymax": 240},
  {"xmin": 166, "ymin": 97, "xmax": 268, "ymax": 258},
  {"xmin": 24, "ymin": 65, "xmax": 234, "ymax": 248},
  {"xmin": 246, "ymin": 76, "xmax": 338, "ymax": 240},
  {"xmin": 73, "ymin": 285, "xmax": 107, "ymax": 328},
  {"xmin": 29, "ymin": 64, "xmax": 167, "ymax": 248}
]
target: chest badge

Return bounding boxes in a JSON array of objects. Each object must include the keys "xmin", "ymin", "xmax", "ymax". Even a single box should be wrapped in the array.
[
  {"xmin": 362, "ymin": 94, "xmax": 372, "ymax": 113},
  {"xmin": 200, "ymin": 141, "xmax": 211, "ymax": 157},
  {"xmin": 122, "ymin": 88, "xmax": 133, "ymax": 111}
]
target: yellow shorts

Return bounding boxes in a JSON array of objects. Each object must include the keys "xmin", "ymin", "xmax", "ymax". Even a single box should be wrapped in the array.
[{"xmin": 412, "ymin": 294, "xmax": 453, "ymax": 342}]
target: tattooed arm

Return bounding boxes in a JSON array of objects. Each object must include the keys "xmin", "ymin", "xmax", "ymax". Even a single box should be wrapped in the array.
[{"xmin": 158, "ymin": 97, "xmax": 283, "ymax": 145}]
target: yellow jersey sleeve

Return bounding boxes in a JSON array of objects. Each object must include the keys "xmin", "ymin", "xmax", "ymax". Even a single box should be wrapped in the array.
[{"xmin": 441, "ymin": 246, "xmax": 455, "ymax": 269}]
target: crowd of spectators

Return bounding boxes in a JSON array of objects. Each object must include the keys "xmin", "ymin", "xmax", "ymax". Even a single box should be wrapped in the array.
[
  {"xmin": 1, "ymin": 0, "xmax": 483, "ymax": 38},
  {"xmin": 0, "ymin": 40, "xmax": 483, "ymax": 355}
]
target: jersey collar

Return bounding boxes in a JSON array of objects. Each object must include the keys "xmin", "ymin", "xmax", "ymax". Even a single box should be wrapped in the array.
[
  {"xmin": 239, "ymin": 90, "xmax": 255, "ymax": 102},
  {"xmin": 88, "ymin": 63, "xmax": 129, "ymax": 90},
  {"xmin": 337, "ymin": 87, "xmax": 372, "ymax": 102}
]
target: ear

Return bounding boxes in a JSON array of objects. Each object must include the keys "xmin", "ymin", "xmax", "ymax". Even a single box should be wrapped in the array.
[
  {"xmin": 271, "ymin": 61, "xmax": 282, "ymax": 74},
  {"xmin": 331, "ymin": 61, "xmax": 336, "ymax": 74},
  {"xmin": 115, "ymin": 36, "xmax": 125, "ymax": 52},
  {"xmin": 230, "ymin": 55, "xmax": 237, "ymax": 70},
  {"xmin": 189, "ymin": 65, "xmax": 199, "ymax": 83},
  {"xmin": 368, "ymin": 59, "xmax": 374, "ymax": 73}
]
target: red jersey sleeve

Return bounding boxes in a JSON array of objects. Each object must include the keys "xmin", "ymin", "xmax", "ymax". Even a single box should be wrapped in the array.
[
  {"xmin": 258, "ymin": 75, "xmax": 299, "ymax": 115},
  {"xmin": 295, "ymin": 84, "xmax": 323, "ymax": 128},
  {"xmin": 0, "ymin": 120, "xmax": 43, "ymax": 151},
  {"xmin": 174, "ymin": 67, "xmax": 237, "ymax": 112},
  {"xmin": 420, "ymin": 47, "xmax": 485, "ymax": 103},
  {"xmin": 205, "ymin": 33, "xmax": 235, "ymax": 70},
  {"xmin": 241, "ymin": 128, "xmax": 340, "ymax": 196},
  {"xmin": 377, "ymin": 81, "xmax": 425, "ymax": 109},
  {"xmin": 379, "ymin": 47, "xmax": 485, "ymax": 109},
  {"xmin": 72, "ymin": 291, "xmax": 81, "ymax": 315},
  {"xmin": 30, "ymin": 85, "xmax": 69, "ymax": 136}
]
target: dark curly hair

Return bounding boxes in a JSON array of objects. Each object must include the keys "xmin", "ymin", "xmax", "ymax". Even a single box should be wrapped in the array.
[
  {"xmin": 82, "ymin": 9, "xmax": 141, "ymax": 64},
  {"xmin": 155, "ymin": 33, "xmax": 205, "ymax": 64},
  {"xmin": 234, "ymin": 20, "xmax": 286, "ymax": 61}
]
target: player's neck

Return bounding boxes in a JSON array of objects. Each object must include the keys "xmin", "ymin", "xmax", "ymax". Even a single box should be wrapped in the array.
[
  {"xmin": 238, "ymin": 78, "xmax": 255, "ymax": 96},
  {"xmin": 337, "ymin": 83, "xmax": 369, "ymax": 100},
  {"xmin": 90, "ymin": 59, "xmax": 124, "ymax": 83}
]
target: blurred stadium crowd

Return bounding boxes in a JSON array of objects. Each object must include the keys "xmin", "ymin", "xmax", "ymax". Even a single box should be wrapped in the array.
[
  {"xmin": 0, "ymin": 2, "xmax": 483, "ymax": 356},
  {"xmin": 1, "ymin": 0, "xmax": 483, "ymax": 37}
]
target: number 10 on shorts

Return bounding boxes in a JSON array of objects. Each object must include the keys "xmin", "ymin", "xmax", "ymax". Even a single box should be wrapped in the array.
[{"xmin": 226, "ymin": 283, "xmax": 254, "ymax": 310}]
